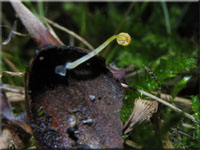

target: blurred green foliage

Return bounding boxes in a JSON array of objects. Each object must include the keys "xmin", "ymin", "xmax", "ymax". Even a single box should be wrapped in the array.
[{"xmin": 2, "ymin": 1, "xmax": 199, "ymax": 149}]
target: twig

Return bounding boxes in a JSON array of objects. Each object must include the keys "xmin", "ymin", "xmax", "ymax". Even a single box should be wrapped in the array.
[
  {"xmin": 42, "ymin": 17, "xmax": 94, "ymax": 50},
  {"xmin": 0, "ymin": 71, "xmax": 24, "ymax": 77},
  {"xmin": 125, "ymin": 139, "xmax": 142, "ymax": 149},
  {"xmin": 121, "ymin": 84, "xmax": 198, "ymax": 123},
  {"xmin": 44, "ymin": 20, "xmax": 64, "ymax": 45},
  {"xmin": 2, "ymin": 57, "xmax": 19, "ymax": 72},
  {"xmin": 2, "ymin": 20, "xmax": 17, "ymax": 45},
  {"xmin": 0, "ymin": 84, "xmax": 24, "ymax": 94},
  {"xmin": 6, "ymin": 92, "xmax": 25, "ymax": 103},
  {"xmin": 152, "ymin": 92, "xmax": 192, "ymax": 108},
  {"xmin": 171, "ymin": 128, "xmax": 196, "ymax": 141},
  {"xmin": 134, "ymin": 87, "xmax": 198, "ymax": 123},
  {"xmin": 125, "ymin": 69, "xmax": 144, "ymax": 78},
  {"xmin": 182, "ymin": 123, "xmax": 195, "ymax": 129}
]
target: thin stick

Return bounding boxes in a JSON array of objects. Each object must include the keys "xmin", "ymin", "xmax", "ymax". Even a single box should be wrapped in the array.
[
  {"xmin": 44, "ymin": 20, "xmax": 64, "ymax": 45},
  {"xmin": 2, "ymin": 57, "xmax": 19, "ymax": 72},
  {"xmin": 0, "ymin": 71, "xmax": 24, "ymax": 77},
  {"xmin": 152, "ymin": 92, "xmax": 192, "ymax": 108},
  {"xmin": 0, "ymin": 84, "xmax": 24, "ymax": 94},
  {"xmin": 43, "ymin": 17, "xmax": 94, "ymax": 50},
  {"xmin": 134, "ymin": 87, "xmax": 198, "ymax": 123},
  {"xmin": 121, "ymin": 84, "xmax": 198, "ymax": 123},
  {"xmin": 6, "ymin": 92, "xmax": 25, "ymax": 103}
]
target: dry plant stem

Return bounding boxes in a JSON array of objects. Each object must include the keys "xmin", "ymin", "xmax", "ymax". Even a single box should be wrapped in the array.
[
  {"xmin": 43, "ymin": 17, "xmax": 94, "ymax": 50},
  {"xmin": 177, "ymin": 130, "xmax": 196, "ymax": 141},
  {"xmin": 2, "ymin": 57, "xmax": 19, "ymax": 72},
  {"xmin": 2, "ymin": 20, "xmax": 17, "ymax": 45},
  {"xmin": 125, "ymin": 139, "xmax": 142, "ymax": 149},
  {"xmin": 0, "ymin": 84, "xmax": 24, "ymax": 94},
  {"xmin": 6, "ymin": 92, "xmax": 25, "ymax": 103},
  {"xmin": 1, "ymin": 25, "xmax": 28, "ymax": 39},
  {"xmin": 182, "ymin": 123, "xmax": 195, "ymax": 129},
  {"xmin": 126, "ymin": 69, "xmax": 144, "ymax": 78},
  {"xmin": 134, "ymin": 88, "xmax": 198, "ymax": 123},
  {"xmin": 0, "ymin": 71, "xmax": 24, "ymax": 77},
  {"xmin": 44, "ymin": 21, "xmax": 64, "ymax": 45},
  {"xmin": 171, "ymin": 128, "xmax": 195, "ymax": 141},
  {"xmin": 10, "ymin": 0, "xmax": 62, "ymax": 46},
  {"xmin": 153, "ymin": 92, "xmax": 192, "ymax": 108}
]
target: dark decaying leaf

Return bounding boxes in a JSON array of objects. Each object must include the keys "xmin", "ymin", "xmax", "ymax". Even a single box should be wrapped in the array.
[
  {"xmin": 0, "ymin": 90, "xmax": 32, "ymax": 149},
  {"xmin": 25, "ymin": 45, "xmax": 125, "ymax": 149}
]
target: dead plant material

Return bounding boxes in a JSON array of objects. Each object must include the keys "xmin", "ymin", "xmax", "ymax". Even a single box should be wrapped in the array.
[
  {"xmin": 125, "ymin": 139, "xmax": 142, "ymax": 149},
  {"xmin": 124, "ymin": 98, "xmax": 158, "ymax": 134},
  {"xmin": 10, "ymin": 0, "xmax": 62, "ymax": 46},
  {"xmin": 152, "ymin": 92, "xmax": 192, "ymax": 108},
  {"xmin": 135, "ymin": 88, "xmax": 198, "ymax": 123},
  {"xmin": 6, "ymin": 92, "xmax": 25, "ymax": 103},
  {"xmin": 43, "ymin": 17, "xmax": 94, "ymax": 50},
  {"xmin": 2, "ymin": 20, "xmax": 17, "ymax": 45},
  {"xmin": 0, "ymin": 128, "xmax": 24, "ymax": 149},
  {"xmin": 0, "ymin": 71, "xmax": 24, "ymax": 77},
  {"xmin": 0, "ymin": 90, "xmax": 32, "ymax": 148},
  {"xmin": 0, "ymin": 84, "xmax": 24, "ymax": 94},
  {"xmin": 108, "ymin": 64, "xmax": 134, "ymax": 83}
]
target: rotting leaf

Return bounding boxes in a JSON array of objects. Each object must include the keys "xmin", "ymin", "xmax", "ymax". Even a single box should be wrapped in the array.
[
  {"xmin": 0, "ymin": 90, "xmax": 32, "ymax": 149},
  {"xmin": 25, "ymin": 45, "xmax": 125, "ymax": 149}
]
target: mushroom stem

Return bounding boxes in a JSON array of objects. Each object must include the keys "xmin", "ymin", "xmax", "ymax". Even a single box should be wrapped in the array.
[
  {"xmin": 66, "ymin": 35, "xmax": 118, "ymax": 70},
  {"xmin": 55, "ymin": 32, "xmax": 131, "ymax": 76}
]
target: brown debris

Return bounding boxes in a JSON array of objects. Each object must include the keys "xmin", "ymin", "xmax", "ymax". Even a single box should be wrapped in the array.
[
  {"xmin": 10, "ymin": 0, "xmax": 62, "ymax": 46},
  {"xmin": 0, "ymin": 90, "xmax": 32, "ymax": 148},
  {"xmin": 108, "ymin": 63, "xmax": 134, "ymax": 83},
  {"xmin": 0, "ymin": 128, "xmax": 24, "ymax": 149}
]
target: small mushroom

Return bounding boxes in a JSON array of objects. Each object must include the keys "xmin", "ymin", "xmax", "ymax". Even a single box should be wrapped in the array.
[{"xmin": 55, "ymin": 32, "xmax": 131, "ymax": 76}]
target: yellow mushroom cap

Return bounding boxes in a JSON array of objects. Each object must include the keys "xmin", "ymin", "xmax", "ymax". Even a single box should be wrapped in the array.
[{"xmin": 117, "ymin": 32, "xmax": 131, "ymax": 46}]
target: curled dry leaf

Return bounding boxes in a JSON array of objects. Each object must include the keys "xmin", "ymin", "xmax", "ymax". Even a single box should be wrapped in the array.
[
  {"xmin": 25, "ymin": 45, "xmax": 125, "ymax": 149},
  {"xmin": 124, "ymin": 98, "xmax": 158, "ymax": 134}
]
